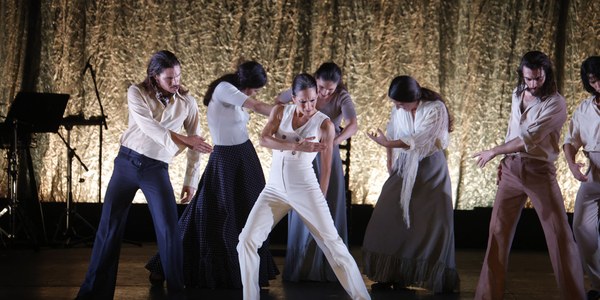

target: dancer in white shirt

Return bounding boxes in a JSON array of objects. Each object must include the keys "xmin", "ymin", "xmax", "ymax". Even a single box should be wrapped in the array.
[
  {"xmin": 564, "ymin": 56, "xmax": 600, "ymax": 300},
  {"xmin": 77, "ymin": 50, "xmax": 212, "ymax": 299},
  {"xmin": 237, "ymin": 73, "xmax": 370, "ymax": 300},
  {"xmin": 362, "ymin": 75, "xmax": 459, "ymax": 294}
]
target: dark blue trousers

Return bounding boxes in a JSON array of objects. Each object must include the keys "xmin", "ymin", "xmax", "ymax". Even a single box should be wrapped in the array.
[{"xmin": 77, "ymin": 146, "xmax": 183, "ymax": 299}]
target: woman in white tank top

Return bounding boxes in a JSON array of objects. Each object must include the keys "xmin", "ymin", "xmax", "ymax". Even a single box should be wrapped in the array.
[{"xmin": 237, "ymin": 73, "xmax": 371, "ymax": 300}]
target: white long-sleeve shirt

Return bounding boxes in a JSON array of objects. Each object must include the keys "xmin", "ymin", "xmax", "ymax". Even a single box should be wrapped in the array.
[
  {"xmin": 564, "ymin": 95, "xmax": 600, "ymax": 152},
  {"xmin": 121, "ymin": 84, "xmax": 202, "ymax": 187}
]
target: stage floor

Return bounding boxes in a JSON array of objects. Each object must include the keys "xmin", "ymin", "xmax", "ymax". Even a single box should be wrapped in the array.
[{"xmin": 0, "ymin": 243, "xmax": 586, "ymax": 300}]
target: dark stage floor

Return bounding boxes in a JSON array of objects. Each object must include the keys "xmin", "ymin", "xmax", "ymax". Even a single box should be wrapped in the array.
[{"xmin": 0, "ymin": 242, "xmax": 586, "ymax": 300}]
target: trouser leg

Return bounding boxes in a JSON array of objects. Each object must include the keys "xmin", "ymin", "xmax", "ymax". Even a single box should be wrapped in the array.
[
  {"xmin": 77, "ymin": 155, "xmax": 138, "ymax": 299},
  {"xmin": 524, "ymin": 158, "xmax": 585, "ymax": 299},
  {"xmin": 289, "ymin": 188, "xmax": 370, "ymax": 300},
  {"xmin": 140, "ymin": 158, "xmax": 183, "ymax": 291},
  {"xmin": 238, "ymin": 187, "xmax": 290, "ymax": 300},
  {"xmin": 573, "ymin": 182, "xmax": 600, "ymax": 291},
  {"xmin": 475, "ymin": 157, "xmax": 527, "ymax": 300}
]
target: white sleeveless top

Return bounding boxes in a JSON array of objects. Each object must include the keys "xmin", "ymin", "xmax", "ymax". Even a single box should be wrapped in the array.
[{"xmin": 273, "ymin": 104, "xmax": 329, "ymax": 162}]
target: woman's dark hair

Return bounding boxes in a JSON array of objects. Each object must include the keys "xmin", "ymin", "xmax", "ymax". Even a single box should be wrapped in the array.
[
  {"xmin": 291, "ymin": 73, "xmax": 318, "ymax": 96},
  {"xmin": 388, "ymin": 75, "xmax": 453, "ymax": 132},
  {"xmin": 516, "ymin": 51, "xmax": 556, "ymax": 99},
  {"xmin": 314, "ymin": 62, "xmax": 347, "ymax": 91},
  {"xmin": 203, "ymin": 61, "xmax": 267, "ymax": 106},
  {"xmin": 581, "ymin": 56, "xmax": 600, "ymax": 96},
  {"xmin": 141, "ymin": 50, "xmax": 188, "ymax": 95}
]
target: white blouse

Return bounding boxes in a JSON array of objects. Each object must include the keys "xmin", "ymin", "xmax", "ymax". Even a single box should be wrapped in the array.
[
  {"xmin": 386, "ymin": 100, "xmax": 449, "ymax": 227},
  {"xmin": 207, "ymin": 81, "xmax": 250, "ymax": 145},
  {"xmin": 564, "ymin": 95, "xmax": 600, "ymax": 152},
  {"xmin": 121, "ymin": 84, "xmax": 202, "ymax": 187}
]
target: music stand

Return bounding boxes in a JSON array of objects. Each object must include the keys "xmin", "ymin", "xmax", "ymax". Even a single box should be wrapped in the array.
[
  {"xmin": 1, "ymin": 92, "xmax": 69, "ymax": 247},
  {"xmin": 6, "ymin": 92, "xmax": 70, "ymax": 133}
]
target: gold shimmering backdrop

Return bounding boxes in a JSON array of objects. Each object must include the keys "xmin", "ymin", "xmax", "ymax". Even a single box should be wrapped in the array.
[{"xmin": 0, "ymin": 0, "xmax": 598, "ymax": 211}]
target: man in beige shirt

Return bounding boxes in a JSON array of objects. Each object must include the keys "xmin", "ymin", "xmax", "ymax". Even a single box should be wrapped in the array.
[
  {"xmin": 472, "ymin": 51, "xmax": 585, "ymax": 300},
  {"xmin": 77, "ymin": 50, "xmax": 212, "ymax": 299}
]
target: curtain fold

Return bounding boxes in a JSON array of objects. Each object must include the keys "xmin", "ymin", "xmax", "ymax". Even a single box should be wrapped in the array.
[{"xmin": 0, "ymin": 0, "xmax": 598, "ymax": 211}]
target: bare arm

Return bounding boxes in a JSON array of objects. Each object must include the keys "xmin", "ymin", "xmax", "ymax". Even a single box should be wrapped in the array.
[
  {"xmin": 259, "ymin": 105, "xmax": 327, "ymax": 152},
  {"xmin": 366, "ymin": 128, "xmax": 410, "ymax": 149},
  {"xmin": 386, "ymin": 147, "xmax": 393, "ymax": 175},
  {"xmin": 318, "ymin": 120, "xmax": 335, "ymax": 195},
  {"xmin": 472, "ymin": 137, "xmax": 525, "ymax": 168},
  {"xmin": 334, "ymin": 117, "xmax": 358, "ymax": 145},
  {"xmin": 243, "ymin": 97, "xmax": 274, "ymax": 116},
  {"xmin": 563, "ymin": 143, "xmax": 588, "ymax": 182}
]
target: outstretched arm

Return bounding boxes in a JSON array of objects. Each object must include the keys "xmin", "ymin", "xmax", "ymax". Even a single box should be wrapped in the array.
[
  {"xmin": 243, "ymin": 97, "xmax": 274, "ymax": 116},
  {"xmin": 169, "ymin": 132, "xmax": 213, "ymax": 153},
  {"xmin": 366, "ymin": 128, "xmax": 410, "ymax": 149},
  {"xmin": 472, "ymin": 137, "xmax": 525, "ymax": 168}
]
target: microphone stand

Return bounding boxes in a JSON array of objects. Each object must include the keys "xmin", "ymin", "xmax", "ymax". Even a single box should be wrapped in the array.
[
  {"xmin": 53, "ymin": 128, "xmax": 96, "ymax": 247},
  {"xmin": 87, "ymin": 60, "xmax": 108, "ymax": 204},
  {"xmin": 83, "ymin": 60, "xmax": 140, "ymax": 247}
]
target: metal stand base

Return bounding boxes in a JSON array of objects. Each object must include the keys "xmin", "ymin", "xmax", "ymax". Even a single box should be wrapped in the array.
[{"xmin": 52, "ymin": 208, "xmax": 96, "ymax": 247}]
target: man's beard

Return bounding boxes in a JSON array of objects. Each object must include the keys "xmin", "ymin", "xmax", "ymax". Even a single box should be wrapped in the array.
[{"xmin": 527, "ymin": 86, "xmax": 543, "ymax": 97}]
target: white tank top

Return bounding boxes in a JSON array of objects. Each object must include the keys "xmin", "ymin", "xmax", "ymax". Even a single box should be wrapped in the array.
[{"xmin": 273, "ymin": 104, "xmax": 329, "ymax": 162}]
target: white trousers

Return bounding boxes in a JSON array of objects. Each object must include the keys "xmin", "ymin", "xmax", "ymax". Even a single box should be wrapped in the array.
[{"xmin": 237, "ymin": 157, "xmax": 370, "ymax": 300}]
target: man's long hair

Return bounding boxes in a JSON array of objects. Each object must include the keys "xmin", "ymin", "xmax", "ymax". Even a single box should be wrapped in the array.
[
  {"xmin": 141, "ymin": 50, "xmax": 188, "ymax": 95},
  {"xmin": 516, "ymin": 51, "xmax": 556, "ymax": 100}
]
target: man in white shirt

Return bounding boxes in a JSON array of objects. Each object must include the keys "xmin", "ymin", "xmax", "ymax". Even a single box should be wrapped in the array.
[
  {"xmin": 76, "ymin": 50, "xmax": 212, "ymax": 299},
  {"xmin": 564, "ymin": 55, "xmax": 600, "ymax": 300},
  {"xmin": 472, "ymin": 51, "xmax": 585, "ymax": 300}
]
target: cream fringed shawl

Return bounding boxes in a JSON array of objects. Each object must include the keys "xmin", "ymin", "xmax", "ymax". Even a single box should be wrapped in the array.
[{"xmin": 386, "ymin": 100, "xmax": 449, "ymax": 227}]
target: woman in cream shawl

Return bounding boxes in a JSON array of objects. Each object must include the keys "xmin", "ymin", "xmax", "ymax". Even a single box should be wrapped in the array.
[{"xmin": 362, "ymin": 75, "xmax": 459, "ymax": 294}]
